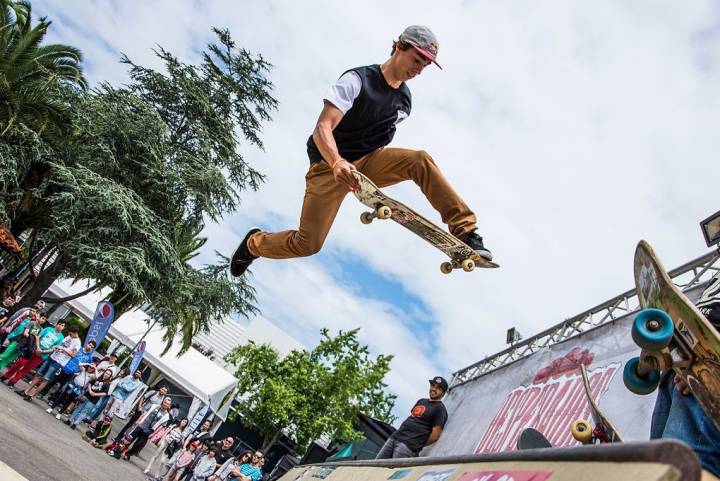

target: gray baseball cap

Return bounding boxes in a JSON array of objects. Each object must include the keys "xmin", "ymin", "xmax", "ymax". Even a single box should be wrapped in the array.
[{"xmin": 399, "ymin": 25, "xmax": 442, "ymax": 69}]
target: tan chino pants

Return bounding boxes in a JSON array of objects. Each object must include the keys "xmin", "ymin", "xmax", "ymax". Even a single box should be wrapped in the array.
[{"xmin": 247, "ymin": 147, "xmax": 477, "ymax": 259}]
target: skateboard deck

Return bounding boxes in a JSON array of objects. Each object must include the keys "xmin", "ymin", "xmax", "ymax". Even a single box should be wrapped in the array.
[
  {"xmin": 516, "ymin": 427, "xmax": 553, "ymax": 450},
  {"xmin": 352, "ymin": 171, "xmax": 499, "ymax": 273},
  {"xmin": 573, "ymin": 364, "xmax": 624, "ymax": 444},
  {"xmin": 631, "ymin": 239, "xmax": 720, "ymax": 431}
]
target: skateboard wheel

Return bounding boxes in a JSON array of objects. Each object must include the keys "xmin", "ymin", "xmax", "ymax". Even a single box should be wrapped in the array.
[
  {"xmin": 440, "ymin": 262, "xmax": 453, "ymax": 274},
  {"xmin": 376, "ymin": 206, "xmax": 392, "ymax": 219},
  {"xmin": 623, "ymin": 356, "xmax": 660, "ymax": 395},
  {"xmin": 571, "ymin": 419, "xmax": 593, "ymax": 444},
  {"xmin": 631, "ymin": 308, "xmax": 674, "ymax": 351},
  {"xmin": 360, "ymin": 212, "xmax": 374, "ymax": 224},
  {"xmin": 461, "ymin": 259, "xmax": 475, "ymax": 272}
]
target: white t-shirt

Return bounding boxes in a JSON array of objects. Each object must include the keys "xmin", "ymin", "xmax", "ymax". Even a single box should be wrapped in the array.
[
  {"xmin": 95, "ymin": 360, "xmax": 119, "ymax": 378},
  {"xmin": 323, "ymin": 71, "xmax": 361, "ymax": 114},
  {"xmin": 50, "ymin": 336, "xmax": 81, "ymax": 366}
]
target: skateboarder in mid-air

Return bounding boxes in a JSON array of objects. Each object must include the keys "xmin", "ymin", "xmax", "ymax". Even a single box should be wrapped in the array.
[{"xmin": 231, "ymin": 25, "xmax": 492, "ymax": 277}]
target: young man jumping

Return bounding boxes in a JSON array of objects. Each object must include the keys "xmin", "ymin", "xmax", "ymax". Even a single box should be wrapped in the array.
[{"xmin": 231, "ymin": 25, "xmax": 492, "ymax": 277}]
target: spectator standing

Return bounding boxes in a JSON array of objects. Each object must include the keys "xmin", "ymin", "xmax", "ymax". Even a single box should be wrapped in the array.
[
  {"xmin": 38, "ymin": 339, "xmax": 96, "ymax": 400},
  {"xmin": 209, "ymin": 451, "xmax": 252, "ymax": 481},
  {"xmin": 190, "ymin": 447, "xmax": 217, "ymax": 481},
  {"xmin": 0, "ymin": 310, "xmax": 43, "ymax": 370},
  {"xmin": 0, "ymin": 295, "xmax": 17, "ymax": 348},
  {"xmin": 375, "ymin": 376, "xmax": 449, "ymax": 459},
  {"xmin": 46, "ymin": 363, "xmax": 93, "ymax": 420},
  {"xmin": 228, "ymin": 451, "xmax": 264, "ymax": 481},
  {"xmin": 123, "ymin": 395, "xmax": 173, "ymax": 460},
  {"xmin": 67, "ymin": 368, "xmax": 112, "ymax": 428},
  {"xmin": 213, "ymin": 437, "xmax": 235, "ymax": 470},
  {"xmin": 183, "ymin": 419, "xmax": 212, "ymax": 448},
  {"xmin": 145, "ymin": 418, "xmax": 189, "ymax": 477},
  {"xmin": 1, "ymin": 318, "xmax": 64, "ymax": 387},
  {"xmin": 22, "ymin": 325, "xmax": 81, "ymax": 401},
  {"xmin": 162, "ymin": 441, "xmax": 198, "ymax": 481},
  {"xmin": 103, "ymin": 368, "xmax": 142, "ymax": 417},
  {"xmin": 0, "ymin": 300, "xmax": 43, "ymax": 348},
  {"xmin": 114, "ymin": 384, "xmax": 169, "ymax": 441},
  {"xmin": 95, "ymin": 353, "xmax": 119, "ymax": 377}
]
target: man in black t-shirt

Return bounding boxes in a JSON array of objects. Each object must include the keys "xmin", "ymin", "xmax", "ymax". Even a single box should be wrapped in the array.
[
  {"xmin": 231, "ymin": 25, "xmax": 493, "ymax": 278},
  {"xmin": 376, "ymin": 376, "xmax": 449, "ymax": 459}
]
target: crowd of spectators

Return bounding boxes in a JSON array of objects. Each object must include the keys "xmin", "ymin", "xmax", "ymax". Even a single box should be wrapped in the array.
[{"xmin": 0, "ymin": 293, "xmax": 267, "ymax": 481}]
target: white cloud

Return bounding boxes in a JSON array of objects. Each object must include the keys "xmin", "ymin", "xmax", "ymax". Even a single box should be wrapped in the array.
[{"xmin": 35, "ymin": 0, "xmax": 720, "ymax": 421}]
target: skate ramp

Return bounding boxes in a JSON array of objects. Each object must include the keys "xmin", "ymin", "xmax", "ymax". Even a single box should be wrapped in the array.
[{"xmin": 277, "ymin": 440, "xmax": 718, "ymax": 481}]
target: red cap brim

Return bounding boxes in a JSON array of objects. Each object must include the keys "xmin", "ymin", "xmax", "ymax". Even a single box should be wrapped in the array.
[{"xmin": 410, "ymin": 44, "xmax": 442, "ymax": 70}]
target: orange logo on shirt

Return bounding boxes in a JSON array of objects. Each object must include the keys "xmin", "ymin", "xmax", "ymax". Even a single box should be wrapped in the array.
[{"xmin": 411, "ymin": 405, "xmax": 426, "ymax": 417}]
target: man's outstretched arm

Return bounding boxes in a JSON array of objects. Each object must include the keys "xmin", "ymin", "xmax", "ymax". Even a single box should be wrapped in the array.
[{"xmin": 312, "ymin": 101, "xmax": 359, "ymax": 191}]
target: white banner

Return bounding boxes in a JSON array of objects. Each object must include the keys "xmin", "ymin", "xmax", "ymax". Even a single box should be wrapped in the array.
[
  {"xmin": 424, "ymin": 285, "xmax": 705, "ymax": 456},
  {"xmin": 188, "ymin": 402, "xmax": 210, "ymax": 433}
]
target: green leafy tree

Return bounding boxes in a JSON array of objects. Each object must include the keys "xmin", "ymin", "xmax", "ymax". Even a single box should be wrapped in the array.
[
  {"xmin": 5, "ymin": 28, "xmax": 276, "ymax": 352},
  {"xmin": 0, "ymin": 0, "xmax": 87, "ymax": 138},
  {"xmin": 225, "ymin": 329, "xmax": 396, "ymax": 452}
]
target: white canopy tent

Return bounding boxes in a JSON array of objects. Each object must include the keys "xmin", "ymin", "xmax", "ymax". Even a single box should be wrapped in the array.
[
  {"xmin": 46, "ymin": 280, "xmax": 239, "ymax": 421},
  {"xmin": 108, "ymin": 310, "xmax": 238, "ymax": 420}
]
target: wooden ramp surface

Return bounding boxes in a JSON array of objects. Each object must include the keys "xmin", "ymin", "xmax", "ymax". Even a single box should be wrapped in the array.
[{"xmin": 278, "ymin": 441, "xmax": 718, "ymax": 481}]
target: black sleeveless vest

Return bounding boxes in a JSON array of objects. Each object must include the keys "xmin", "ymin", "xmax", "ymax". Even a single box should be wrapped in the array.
[{"xmin": 307, "ymin": 64, "xmax": 412, "ymax": 163}]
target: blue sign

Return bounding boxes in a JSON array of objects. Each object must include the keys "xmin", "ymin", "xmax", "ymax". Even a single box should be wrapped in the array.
[
  {"xmin": 129, "ymin": 340, "xmax": 146, "ymax": 373},
  {"xmin": 84, "ymin": 301, "xmax": 115, "ymax": 351}
]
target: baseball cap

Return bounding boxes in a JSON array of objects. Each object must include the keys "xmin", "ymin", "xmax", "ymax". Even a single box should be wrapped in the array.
[
  {"xmin": 399, "ymin": 25, "xmax": 442, "ymax": 69},
  {"xmin": 429, "ymin": 376, "xmax": 449, "ymax": 391}
]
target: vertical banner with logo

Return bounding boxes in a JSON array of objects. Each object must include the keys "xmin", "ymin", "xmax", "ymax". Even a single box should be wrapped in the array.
[
  {"xmin": 129, "ymin": 340, "xmax": 146, "ymax": 374},
  {"xmin": 188, "ymin": 402, "xmax": 210, "ymax": 433},
  {"xmin": 84, "ymin": 301, "xmax": 115, "ymax": 351}
]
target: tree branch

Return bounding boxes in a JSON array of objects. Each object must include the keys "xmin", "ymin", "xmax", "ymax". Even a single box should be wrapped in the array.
[{"xmin": 41, "ymin": 282, "xmax": 99, "ymax": 303}]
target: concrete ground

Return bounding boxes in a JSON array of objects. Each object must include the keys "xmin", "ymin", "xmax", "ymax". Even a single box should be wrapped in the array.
[{"xmin": 0, "ymin": 379, "xmax": 154, "ymax": 481}]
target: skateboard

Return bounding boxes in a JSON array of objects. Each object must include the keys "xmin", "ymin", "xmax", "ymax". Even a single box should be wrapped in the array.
[
  {"xmin": 351, "ymin": 171, "xmax": 499, "ymax": 274},
  {"xmin": 624, "ymin": 239, "xmax": 720, "ymax": 431},
  {"xmin": 516, "ymin": 428, "xmax": 553, "ymax": 450},
  {"xmin": 571, "ymin": 364, "xmax": 624, "ymax": 444}
]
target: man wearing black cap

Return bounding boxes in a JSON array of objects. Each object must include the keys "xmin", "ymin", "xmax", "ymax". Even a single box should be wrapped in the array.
[
  {"xmin": 231, "ymin": 25, "xmax": 493, "ymax": 277},
  {"xmin": 376, "ymin": 376, "xmax": 449, "ymax": 459}
]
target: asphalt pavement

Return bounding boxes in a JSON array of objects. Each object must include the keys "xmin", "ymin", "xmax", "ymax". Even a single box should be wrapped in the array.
[{"xmin": 0, "ymin": 379, "xmax": 152, "ymax": 481}]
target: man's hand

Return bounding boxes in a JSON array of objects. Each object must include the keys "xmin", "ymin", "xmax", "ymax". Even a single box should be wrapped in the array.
[
  {"xmin": 674, "ymin": 374, "xmax": 691, "ymax": 396},
  {"xmin": 332, "ymin": 160, "xmax": 359, "ymax": 192}
]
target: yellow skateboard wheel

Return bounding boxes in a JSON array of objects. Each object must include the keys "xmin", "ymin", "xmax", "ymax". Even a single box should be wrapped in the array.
[
  {"xmin": 376, "ymin": 206, "xmax": 392, "ymax": 219},
  {"xmin": 571, "ymin": 419, "xmax": 593, "ymax": 444}
]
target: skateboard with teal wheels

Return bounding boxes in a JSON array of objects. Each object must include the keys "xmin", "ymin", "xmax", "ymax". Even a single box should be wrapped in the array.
[
  {"xmin": 352, "ymin": 171, "xmax": 499, "ymax": 274},
  {"xmin": 625, "ymin": 240, "xmax": 720, "ymax": 431}
]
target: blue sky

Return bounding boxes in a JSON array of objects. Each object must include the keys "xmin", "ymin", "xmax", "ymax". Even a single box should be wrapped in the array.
[{"xmin": 33, "ymin": 0, "xmax": 720, "ymax": 421}]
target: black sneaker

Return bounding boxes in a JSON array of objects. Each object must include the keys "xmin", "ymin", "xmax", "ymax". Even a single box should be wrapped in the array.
[
  {"xmin": 462, "ymin": 232, "xmax": 493, "ymax": 261},
  {"xmin": 230, "ymin": 228, "xmax": 261, "ymax": 277}
]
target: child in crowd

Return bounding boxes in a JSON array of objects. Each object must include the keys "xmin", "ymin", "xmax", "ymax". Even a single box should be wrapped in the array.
[
  {"xmin": 190, "ymin": 446, "xmax": 217, "ymax": 481},
  {"xmin": 83, "ymin": 415, "xmax": 113, "ymax": 447},
  {"xmin": 160, "ymin": 441, "xmax": 198, "ymax": 481}
]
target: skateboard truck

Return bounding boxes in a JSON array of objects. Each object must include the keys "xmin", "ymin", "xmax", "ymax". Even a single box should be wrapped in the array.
[
  {"xmin": 440, "ymin": 259, "xmax": 476, "ymax": 274},
  {"xmin": 360, "ymin": 205, "xmax": 392, "ymax": 224}
]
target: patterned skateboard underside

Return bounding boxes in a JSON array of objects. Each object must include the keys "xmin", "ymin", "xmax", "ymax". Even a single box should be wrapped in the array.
[
  {"xmin": 634, "ymin": 240, "xmax": 720, "ymax": 431},
  {"xmin": 352, "ymin": 172, "xmax": 499, "ymax": 269},
  {"xmin": 580, "ymin": 364, "xmax": 623, "ymax": 443}
]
